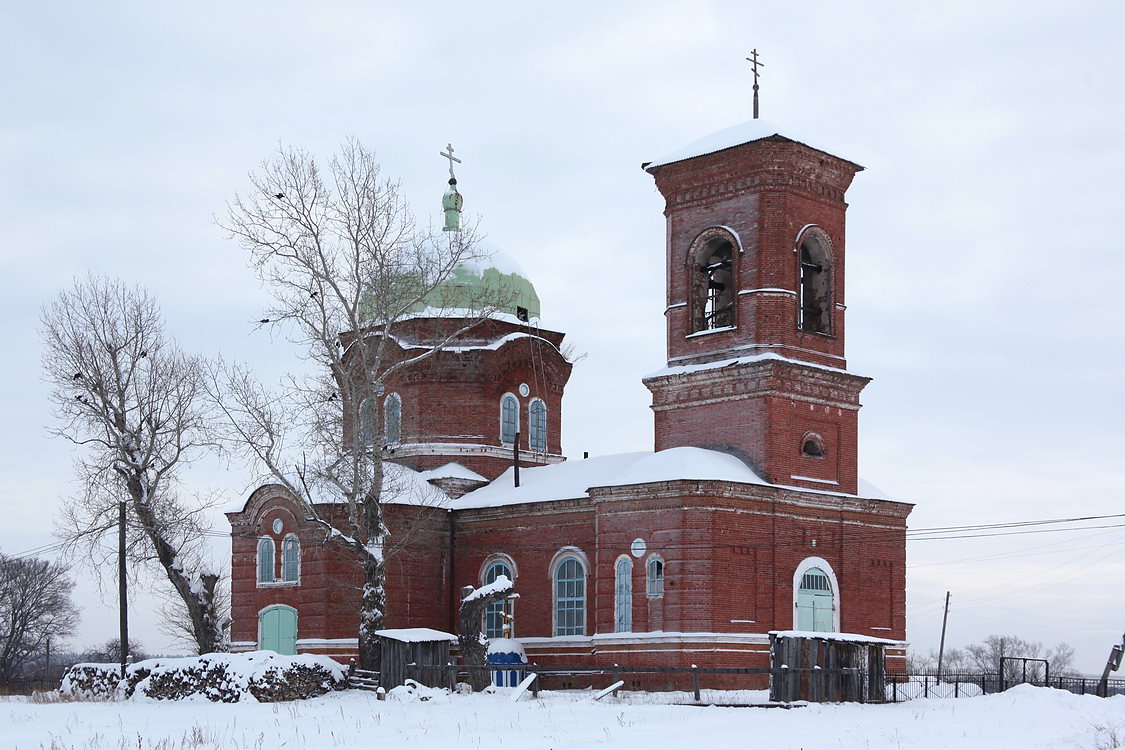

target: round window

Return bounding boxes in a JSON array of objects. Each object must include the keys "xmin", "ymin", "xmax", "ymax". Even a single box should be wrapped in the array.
[
  {"xmin": 519, "ymin": 383, "xmax": 530, "ymax": 397},
  {"xmin": 630, "ymin": 538, "xmax": 647, "ymax": 558},
  {"xmin": 272, "ymin": 518, "xmax": 283, "ymax": 534}
]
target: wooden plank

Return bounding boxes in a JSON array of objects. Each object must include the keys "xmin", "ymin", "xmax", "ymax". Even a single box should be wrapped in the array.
[
  {"xmin": 509, "ymin": 673, "xmax": 537, "ymax": 703},
  {"xmin": 594, "ymin": 680, "xmax": 625, "ymax": 701}
]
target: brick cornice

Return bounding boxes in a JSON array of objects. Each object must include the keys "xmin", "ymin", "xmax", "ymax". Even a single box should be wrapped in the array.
[{"xmin": 644, "ymin": 358, "xmax": 870, "ymax": 412}]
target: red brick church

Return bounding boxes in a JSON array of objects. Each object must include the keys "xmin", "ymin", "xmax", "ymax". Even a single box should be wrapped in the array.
[{"xmin": 226, "ymin": 119, "xmax": 913, "ymax": 672}]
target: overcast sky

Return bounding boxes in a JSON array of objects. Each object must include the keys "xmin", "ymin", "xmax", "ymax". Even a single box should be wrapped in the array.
[{"xmin": 3, "ymin": 1, "xmax": 1124, "ymax": 672}]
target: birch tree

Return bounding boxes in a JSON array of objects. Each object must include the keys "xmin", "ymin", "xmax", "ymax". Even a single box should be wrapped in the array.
[
  {"xmin": 40, "ymin": 276, "xmax": 228, "ymax": 654},
  {"xmin": 214, "ymin": 139, "xmax": 508, "ymax": 669}
]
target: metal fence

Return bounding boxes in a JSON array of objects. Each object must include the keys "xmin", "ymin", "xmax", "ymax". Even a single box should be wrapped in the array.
[{"xmin": 884, "ymin": 672, "xmax": 1125, "ymax": 702}]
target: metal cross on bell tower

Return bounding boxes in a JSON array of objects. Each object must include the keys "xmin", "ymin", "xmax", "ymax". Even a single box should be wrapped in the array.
[
  {"xmin": 440, "ymin": 143, "xmax": 464, "ymax": 232},
  {"xmin": 745, "ymin": 49, "xmax": 765, "ymax": 119}
]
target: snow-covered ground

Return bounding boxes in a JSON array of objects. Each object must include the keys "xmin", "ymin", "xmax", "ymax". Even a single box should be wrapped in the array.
[{"xmin": 6, "ymin": 684, "xmax": 1125, "ymax": 749}]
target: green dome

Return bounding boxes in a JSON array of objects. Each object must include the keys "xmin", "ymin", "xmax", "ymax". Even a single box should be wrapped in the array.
[{"xmin": 362, "ymin": 250, "xmax": 541, "ymax": 322}]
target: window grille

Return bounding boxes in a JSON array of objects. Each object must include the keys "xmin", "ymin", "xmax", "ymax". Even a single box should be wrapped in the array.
[
  {"xmin": 281, "ymin": 536, "xmax": 300, "ymax": 582},
  {"xmin": 500, "ymin": 395, "xmax": 519, "ymax": 445},
  {"xmin": 554, "ymin": 557, "xmax": 585, "ymax": 636},
  {"xmin": 257, "ymin": 538, "xmax": 275, "ymax": 584}
]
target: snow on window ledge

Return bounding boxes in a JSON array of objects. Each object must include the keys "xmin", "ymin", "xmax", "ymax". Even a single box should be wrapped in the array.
[{"xmin": 685, "ymin": 325, "xmax": 736, "ymax": 339}]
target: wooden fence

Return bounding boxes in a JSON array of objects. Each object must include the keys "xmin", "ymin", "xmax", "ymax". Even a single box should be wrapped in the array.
[{"xmin": 406, "ymin": 663, "xmax": 872, "ymax": 703}]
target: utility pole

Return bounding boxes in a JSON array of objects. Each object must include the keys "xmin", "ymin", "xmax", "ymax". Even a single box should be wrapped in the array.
[
  {"xmin": 45, "ymin": 635, "xmax": 51, "ymax": 682},
  {"xmin": 936, "ymin": 591, "xmax": 951, "ymax": 681},
  {"xmin": 118, "ymin": 498, "xmax": 129, "ymax": 679}
]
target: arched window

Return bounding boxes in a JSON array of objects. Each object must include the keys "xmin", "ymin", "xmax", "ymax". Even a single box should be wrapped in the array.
[
  {"xmin": 256, "ymin": 538, "xmax": 275, "ymax": 584},
  {"xmin": 358, "ymin": 398, "xmax": 376, "ymax": 446},
  {"xmin": 614, "ymin": 558, "xmax": 632, "ymax": 633},
  {"xmin": 554, "ymin": 556, "xmax": 586, "ymax": 636},
  {"xmin": 802, "ymin": 433, "xmax": 827, "ymax": 458},
  {"xmin": 281, "ymin": 535, "xmax": 300, "ymax": 583},
  {"xmin": 798, "ymin": 234, "xmax": 832, "ymax": 334},
  {"xmin": 384, "ymin": 393, "xmax": 402, "ymax": 444},
  {"xmin": 482, "ymin": 560, "xmax": 514, "ymax": 639},
  {"xmin": 691, "ymin": 236, "xmax": 735, "ymax": 333},
  {"xmin": 646, "ymin": 556, "xmax": 664, "ymax": 598},
  {"xmin": 528, "ymin": 399, "xmax": 547, "ymax": 452},
  {"xmin": 500, "ymin": 394, "xmax": 519, "ymax": 445},
  {"xmin": 796, "ymin": 566, "xmax": 836, "ymax": 632}
]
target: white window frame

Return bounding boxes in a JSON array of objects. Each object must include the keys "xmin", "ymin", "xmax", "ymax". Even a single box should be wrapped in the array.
[
  {"xmin": 614, "ymin": 555, "xmax": 633, "ymax": 633},
  {"xmin": 646, "ymin": 555, "xmax": 665, "ymax": 598},
  {"xmin": 499, "ymin": 393, "xmax": 519, "ymax": 445},
  {"xmin": 281, "ymin": 533, "xmax": 301, "ymax": 584},
  {"xmin": 480, "ymin": 556, "xmax": 516, "ymax": 639},
  {"xmin": 550, "ymin": 546, "xmax": 589, "ymax": 637},
  {"xmin": 256, "ymin": 537, "xmax": 275, "ymax": 585},
  {"xmin": 528, "ymin": 398, "xmax": 547, "ymax": 452},
  {"xmin": 792, "ymin": 556, "xmax": 841, "ymax": 632}
]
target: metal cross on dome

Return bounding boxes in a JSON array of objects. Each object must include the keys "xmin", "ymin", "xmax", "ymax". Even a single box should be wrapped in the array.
[
  {"xmin": 745, "ymin": 49, "xmax": 765, "ymax": 119},
  {"xmin": 440, "ymin": 143, "xmax": 462, "ymax": 182}
]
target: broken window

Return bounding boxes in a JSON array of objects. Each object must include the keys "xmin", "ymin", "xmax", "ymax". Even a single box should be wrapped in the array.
[
  {"xmin": 802, "ymin": 434, "xmax": 827, "ymax": 458},
  {"xmin": 691, "ymin": 238, "xmax": 735, "ymax": 332},
  {"xmin": 798, "ymin": 236, "xmax": 831, "ymax": 334}
]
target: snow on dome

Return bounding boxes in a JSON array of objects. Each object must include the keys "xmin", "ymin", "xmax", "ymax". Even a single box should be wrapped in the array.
[
  {"xmin": 487, "ymin": 638, "xmax": 526, "ymax": 656},
  {"xmin": 644, "ymin": 119, "xmax": 855, "ymax": 172}
]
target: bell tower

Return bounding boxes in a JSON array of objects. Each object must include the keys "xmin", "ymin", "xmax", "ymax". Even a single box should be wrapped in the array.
[{"xmin": 642, "ymin": 123, "xmax": 872, "ymax": 494}]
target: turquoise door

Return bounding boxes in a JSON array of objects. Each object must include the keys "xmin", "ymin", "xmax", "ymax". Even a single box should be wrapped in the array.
[
  {"xmin": 796, "ymin": 568, "xmax": 835, "ymax": 632},
  {"xmin": 259, "ymin": 605, "xmax": 298, "ymax": 655}
]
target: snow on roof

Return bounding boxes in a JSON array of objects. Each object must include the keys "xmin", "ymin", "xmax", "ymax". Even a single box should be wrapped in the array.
[
  {"xmin": 644, "ymin": 352, "xmax": 854, "ymax": 380},
  {"xmin": 769, "ymin": 630, "xmax": 902, "ymax": 646},
  {"xmin": 373, "ymin": 627, "xmax": 458, "ymax": 643},
  {"xmin": 225, "ymin": 462, "xmax": 451, "ymax": 515},
  {"xmin": 453, "ymin": 447, "xmax": 767, "ymax": 509},
  {"xmin": 453, "ymin": 446, "xmax": 896, "ymax": 510},
  {"xmin": 856, "ymin": 478, "xmax": 890, "ymax": 501},
  {"xmin": 401, "ymin": 331, "xmax": 562, "ymax": 355},
  {"xmin": 644, "ymin": 119, "xmax": 856, "ymax": 172},
  {"xmin": 418, "ymin": 462, "xmax": 488, "ymax": 483}
]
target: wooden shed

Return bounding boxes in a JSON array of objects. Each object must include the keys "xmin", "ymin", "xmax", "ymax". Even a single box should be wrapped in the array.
[
  {"xmin": 373, "ymin": 628, "xmax": 457, "ymax": 690},
  {"xmin": 769, "ymin": 631, "xmax": 891, "ymax": 703}
]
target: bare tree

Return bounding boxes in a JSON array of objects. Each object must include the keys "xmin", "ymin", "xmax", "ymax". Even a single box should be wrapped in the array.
[
  {"xmin": 213, "ymin": 139, "xmax": 509, "ymax": 669},
  {"xmin": 0, "ymin": 554, "xmax": 79, "ymax": 683},
  {"xmin": 963, "ymin": 634, "xmax": 1077, "ymax": 680},
  {"xmin": 83, "ymin": 637, "xmax": 150, "ymax": 664},
  {"xmin": 40, "ymin": 276, "xmax": 228, "ymax": 654}
]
